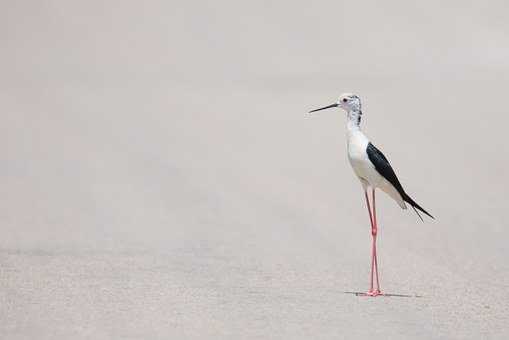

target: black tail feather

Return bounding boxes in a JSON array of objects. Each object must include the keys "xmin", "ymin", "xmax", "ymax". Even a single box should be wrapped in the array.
[
  {"xmin": 403, "ymin": 193, "xmax": 434, "ymax": 220},
  {"xmin": 411, "ymin": 206, "xmax": 424, "ymax": 222}
]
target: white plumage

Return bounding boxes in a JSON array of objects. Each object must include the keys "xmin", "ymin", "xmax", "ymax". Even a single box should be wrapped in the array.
[{"xmin": 347, "ymin": 124, "xmax": 406, "ymax": 209}]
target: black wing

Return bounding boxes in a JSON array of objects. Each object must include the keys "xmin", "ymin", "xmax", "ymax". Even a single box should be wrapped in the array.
[{"xmin": 366, "ymin": 142, "xmax": 434, "ymax": 219}]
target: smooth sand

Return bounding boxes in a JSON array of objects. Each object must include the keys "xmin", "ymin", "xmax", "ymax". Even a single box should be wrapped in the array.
[{"xmin": 2, "ymin": 1, "xmax": 509, "ymax": 339}]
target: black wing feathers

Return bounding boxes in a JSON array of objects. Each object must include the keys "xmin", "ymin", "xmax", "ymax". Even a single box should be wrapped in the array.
[
  {"xmin": 366, "ymin": 143, "xmax": 434, "ymax": 220},
  {"xmin": 366, "ymin": 143, "xmax": 405, "ymax": 195}
]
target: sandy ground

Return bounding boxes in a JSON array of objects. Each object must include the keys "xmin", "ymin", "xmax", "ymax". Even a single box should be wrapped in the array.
[{"xmin": 2, "ymin": 1, "xmax": 509, "ymax": 339}]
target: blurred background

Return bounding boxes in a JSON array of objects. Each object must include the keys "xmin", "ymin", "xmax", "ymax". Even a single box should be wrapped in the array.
[{"xmin": 2, "ymin": 1, "xmax": 509, "ymax": 339}]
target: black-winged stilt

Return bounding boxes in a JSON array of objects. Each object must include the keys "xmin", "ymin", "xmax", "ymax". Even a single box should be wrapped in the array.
[{"xmin": 309, "ymin": 93, "xmax": 434, "ymax": 296}]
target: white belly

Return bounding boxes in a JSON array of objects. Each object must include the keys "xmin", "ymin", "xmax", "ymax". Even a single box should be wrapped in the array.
[
  {"xmin": 347, "ymin": 131, "xmax": 381, "ymax": 186},
  {"xmin": 346, "ymin": 130, "xmax": 406, "ymax": 208}
]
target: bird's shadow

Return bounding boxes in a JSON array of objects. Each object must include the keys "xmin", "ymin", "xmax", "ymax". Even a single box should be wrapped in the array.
[{"xmin": 343, "ymin": 291, "xmax": 423, "ymax": 298}]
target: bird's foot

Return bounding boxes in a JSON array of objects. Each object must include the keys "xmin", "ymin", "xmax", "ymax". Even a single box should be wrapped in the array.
[{"xmin": 357, "ymin": 289, "xmax": 383, "ymax": 297}]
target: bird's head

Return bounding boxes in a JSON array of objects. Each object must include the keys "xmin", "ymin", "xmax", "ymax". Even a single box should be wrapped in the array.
[{"xmin": 309, "ymin": 93, "xmax": 361, "ymax": 114}]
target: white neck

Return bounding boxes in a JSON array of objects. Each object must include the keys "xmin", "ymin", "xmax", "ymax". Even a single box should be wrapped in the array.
[{"xmin": 346, "ymin": 109, "xmax": 362, "ymax": 132}]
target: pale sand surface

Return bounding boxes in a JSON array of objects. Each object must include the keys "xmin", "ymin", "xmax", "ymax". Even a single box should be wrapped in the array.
[{"xmin": 2, "ymin": 1, "xmax": 509, "ymax": 339}]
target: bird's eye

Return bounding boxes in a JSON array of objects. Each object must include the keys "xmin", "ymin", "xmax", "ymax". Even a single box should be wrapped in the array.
[{"xmin": 342, "ymin": 98, "xmax": 348, "ymax": 103}]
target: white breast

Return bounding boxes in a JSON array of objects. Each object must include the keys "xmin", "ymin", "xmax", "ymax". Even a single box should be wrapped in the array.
[
  {"xmin": 346, "ymin": 130, "xmax": 381, "ymax": 187},
  {"xmin": 346, "ymin": 129, "xmax": 406, "ymax": 209}
]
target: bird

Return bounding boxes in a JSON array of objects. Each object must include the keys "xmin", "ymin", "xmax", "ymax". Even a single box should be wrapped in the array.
[{"xmin": 308, "ymin": 93, "xmax": 433, "ymax": 297}]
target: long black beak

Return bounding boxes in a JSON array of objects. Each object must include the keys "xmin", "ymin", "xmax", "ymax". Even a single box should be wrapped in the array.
[{"xmin": 308, "ymin": 103, "xmax": 338, "ymax": 113}]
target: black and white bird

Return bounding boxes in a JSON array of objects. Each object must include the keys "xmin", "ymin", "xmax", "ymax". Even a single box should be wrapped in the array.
[{"xmin": 309, "ymin": 93, "xmax": 433, "ymax": 297}]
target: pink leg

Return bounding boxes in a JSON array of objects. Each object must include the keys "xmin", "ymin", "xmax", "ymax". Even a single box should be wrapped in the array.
[
  {"xmin": 363, "ymin": 189, "xmax": 382, "ymax": 297},
  {"xmin": 364, "ymin": 191, "xmax": 375, "ymax": 294},
  {"xmin": 372, "ymin": 189, "xmax": 381, "ymax": 295}
]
